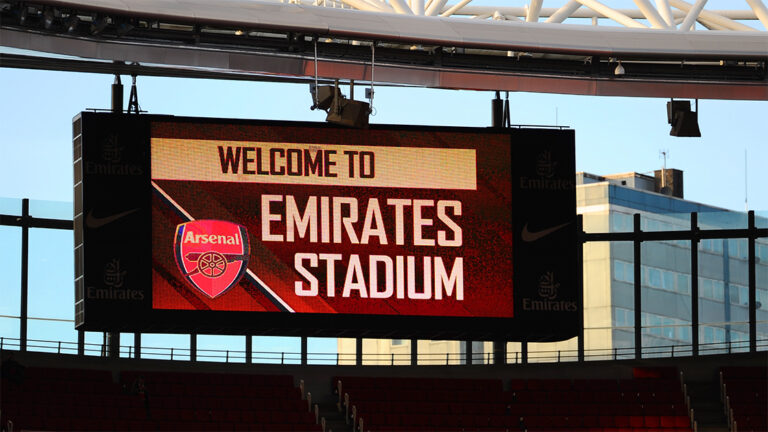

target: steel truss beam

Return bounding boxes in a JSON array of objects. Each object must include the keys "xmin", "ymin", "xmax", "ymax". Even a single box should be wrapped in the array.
[{"xmin": 1, "ymin": 1, "xmax": 766, "ymax": 97}]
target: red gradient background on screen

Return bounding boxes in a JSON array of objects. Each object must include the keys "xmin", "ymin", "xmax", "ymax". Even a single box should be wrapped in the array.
[{"xmin": 150, "ymin": 123, "xmax": 513, "ymax": 318}]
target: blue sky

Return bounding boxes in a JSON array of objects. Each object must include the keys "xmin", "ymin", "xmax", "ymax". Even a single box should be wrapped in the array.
[
  {"xmin": 1, "ymin": 67, "xmax": 766, "ymax": 211},
  {"xmin": 1, "ymin": 66, "xmax": 765, "ymax": 359}
]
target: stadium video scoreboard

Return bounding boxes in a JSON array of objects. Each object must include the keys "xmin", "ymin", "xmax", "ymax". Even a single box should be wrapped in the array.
[{"xmin": 74, "ymin": 113, "xmax": 578, "ymax": 341}]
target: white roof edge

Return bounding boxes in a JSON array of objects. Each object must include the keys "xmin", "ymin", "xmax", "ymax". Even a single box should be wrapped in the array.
[{"xmin": 31, "ymin": 0, "xmax": 768, "ymax": 58}]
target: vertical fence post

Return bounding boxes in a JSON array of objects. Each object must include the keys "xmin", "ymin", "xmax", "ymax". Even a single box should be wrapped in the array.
[
  {"xmin": 190, "ymin": 333, "xmax": 197, "ymax": 362},
  {"xmin": 20, "ymin": 199, "xmax": 29, "ymax": 352},
  {"xmin": 134, "ymin": 333, "xmax": 141, "ymax": 359},
  {"xmin": 493, "ymin": 341, "xmax": 507, "ymax": 365},
  {"xmin": 748, "ymin": 211, "xmax": 757, "ymax": 353},
  {"xmin": 170, "ymin": 347, "xmax": 174, "ymax": 361},
  {"xmin": 77, "ymin": 330, "xmax": 84, "ymax": 356},
  {"xmin": 466, "ymin": 340, "xmax": 473, "ymax": 366},
  {"xmin": 281, "ymin": 352, "xmax": 285, "ymax": 365},
  {"xmin": 245, "ymin": 335, "xmax": 252, "ymax": 364},
  {"xmin": 356, "ymin": 338, "xmax": 364, "ymax": 366},
  {"xmin": 691, "ymin": 212, "xmax": 700, "ymax": 356},
  {"xmin": 633, "ymin": 213, "xmax": 642, "ymax": 360},
  {"xmin": 577, "ymin": 214, "xmax": 585, "ymax": 362}
]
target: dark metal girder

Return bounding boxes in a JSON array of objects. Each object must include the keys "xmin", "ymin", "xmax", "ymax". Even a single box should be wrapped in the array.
[
  {"xmin": 583, "ymin": 227, "xmax": 768, "ymax": 243},
  {"xmin": 0, "ymin": 213, "xmax": 73, "ymax": 230},
  {"xmin": 0, "ymin": 53, "xmax": 327, "ymax": 84},
  {"xmin": 2, "ymin": 1, "xmax": 766, "ymax": 98}
]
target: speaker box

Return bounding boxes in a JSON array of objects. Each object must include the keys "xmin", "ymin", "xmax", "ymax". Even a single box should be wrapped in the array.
[
  {"xmin": 327, "ymin": 99, "xmax": 370, "ymax": 128},
  {"xmin": 670, "ymin": 110, "xmax": 701, "ymax": 137},
  {"xmin": 314, "ymin": 85, "xmax": 340, "ymax": 111},
  {"xmin": 667, "ymin": 100, "xmax": 701, "ymax": 137}
]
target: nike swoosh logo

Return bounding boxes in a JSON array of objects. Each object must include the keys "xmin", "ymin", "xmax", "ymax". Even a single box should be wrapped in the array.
[
  {"xmin": 86, "ymin": 208, "xmax": 140, "ymax": 229},
  {"xmin": 521, "ymin": 222, "xmax": 571, "ymax": 242}
]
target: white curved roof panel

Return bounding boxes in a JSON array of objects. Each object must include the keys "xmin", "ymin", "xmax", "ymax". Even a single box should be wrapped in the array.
[
  {"xmin": 27, "ymin": 0, "xmax": 768, "ymax": 58},
  {"xmin": 2, "ymin": 0, "xmax": 766, "ymax": 99}
]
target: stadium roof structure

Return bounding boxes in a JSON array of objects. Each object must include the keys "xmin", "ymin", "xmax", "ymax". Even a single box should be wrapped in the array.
[{"xmin": 1, "ymin": 0, "xmax": 767, "ymax": 99}]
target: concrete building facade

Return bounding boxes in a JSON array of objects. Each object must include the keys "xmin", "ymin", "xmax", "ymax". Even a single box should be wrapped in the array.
[{"xmin": 339, "ymin": 170, "xmax": 768, "ymax": 363}]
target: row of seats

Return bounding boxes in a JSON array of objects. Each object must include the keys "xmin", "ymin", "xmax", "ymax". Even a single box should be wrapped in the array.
[
  {"xmin": 0, "ymin": 418, "xmax": 319, "ymax": 432},
  {"xmin": 359, "ymin": 413, "xmax": 692, "ymax": 429},
  {"xmin": 128, "ymin": 381, "xmax": 301, "ymax": 399},
  {"xmin": 121, "ymin": 370, "xmax": 294, "ymax": 387},
  {"xmin": 368, "ymin": 428, "xmax": 691, "ymax": 432},
  {"xmin": 509, "ymin": 377, "xmax": 678, "ymax": 391},
  {"xmin": 353, "ymin": 401, "xmax": 688, "ymax": 417},
  {"xmin": 337, "ymin": 375, "xmax": 692, "ymax": 432},
  {"xmin": 3, "ymin": 403, "xmax": 313, "ymax": 423},
  {"xmin": 721, "ymin": 367, "xmax": 767, "ymax": 380},
  {"xmin": 506, "ymin": 389, "xmax": 683, "ymax": 404},
  {"xmin": 2, "ymin": 366, "xmax": 319, "ymax": 431},
  {"xmin": 721, "ymin": 367, "xmax": 767, "ymax": 432},
  {"xmin": 340, "ymin": 376, "xmax": 503, "ymax": 392}
]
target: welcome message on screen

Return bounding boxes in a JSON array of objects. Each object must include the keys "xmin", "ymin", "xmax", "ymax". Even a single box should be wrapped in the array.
[{"xmin": 150, "ymin": 125, "xmax": 513, "ymax": 317}]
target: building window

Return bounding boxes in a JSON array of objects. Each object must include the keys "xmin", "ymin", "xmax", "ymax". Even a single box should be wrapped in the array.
[
  {"xmin": 677, "ymin": 326, "xmax": 691, "ymax": 342},
  {"xmin": 758, "ymin": 244, "xmax": 768, "ymax": 261},
  {"xmin": 727, "ymin": 239, "xmax": 748, "ymax": 259},
  {"xmin": 613, "ymin": 260, "xmax": 633, "ymax": 283},
  {"xmin": 611, "ymin": 212, "xmax": 632, "ymax": 232},
  {"xmin": 647, "ymin": 268, "xmax": 662, "ymax": 289},
  {"xmin": 702, "ymin": 239, "xmax": 723, "ymax": 254},
  {"xmin": 614, "ymin": 307, "xmax": 632, "ymax": 328}
]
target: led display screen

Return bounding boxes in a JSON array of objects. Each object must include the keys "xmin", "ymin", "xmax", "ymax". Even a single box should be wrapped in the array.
[{"xmin": 75, "ymin": 113, "xmax": 577, "ymax": 341}]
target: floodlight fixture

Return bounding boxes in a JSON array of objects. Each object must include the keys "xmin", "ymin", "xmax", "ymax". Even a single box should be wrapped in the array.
[
  {"xmin": 314, "ymin": 81, "xmax": 369, "ymax": 128},
  {"xmin": 326, "ymin": 97, "xmax": 370, "ymax": 128},
  {"xmin": 310, "ymin": 84, "xmax": 340, "ymax": 111},
  {"xmin": 614, "ymin": 61, "xmax": 625, "ymax": 76},
  {"xmin": 309, "ymin": 41, "xmax": 374, "ymax": 129},
  {"xmin": 667, "ymin": 99, "xmax": 701, "ymax": 137}
]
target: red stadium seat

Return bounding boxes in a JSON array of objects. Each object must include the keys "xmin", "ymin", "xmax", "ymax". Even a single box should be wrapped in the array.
[{"xmin": 644, "ymin": 415, "xmax": 661, "ymax": 428}]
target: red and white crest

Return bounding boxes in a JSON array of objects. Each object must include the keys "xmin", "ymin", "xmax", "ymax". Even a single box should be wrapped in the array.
[{"xmin": 174, "ymin": 220, "xmax": 250, "ymax": 298}]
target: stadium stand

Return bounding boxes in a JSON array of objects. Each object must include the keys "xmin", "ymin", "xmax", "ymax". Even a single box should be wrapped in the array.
[
  {"xmin": 721, "ymin": 367, "xmax": 768, "ymax": 432},
  {"xmin": 336, "ymin": 374, "xmax": 692, "ymax": 431},
  {"xmin": 2, "ymin": 350, "xmax": 766, "ymax": 432},
  {"xmin": 1, "ymin": 365, "xmax": 318, "ymax": 431}
]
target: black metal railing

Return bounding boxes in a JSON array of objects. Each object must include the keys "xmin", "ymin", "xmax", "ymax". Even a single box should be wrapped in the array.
[
  {"xmin": 2, "ymin": 336, "xmax": 766, "ymax": 366},
  {"xmin": 2, "ymin": 197, "xmax": 767, "ymax": 365}
]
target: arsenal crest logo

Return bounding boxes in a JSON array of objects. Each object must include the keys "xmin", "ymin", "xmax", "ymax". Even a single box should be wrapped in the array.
[{"xmin": 174, "ymin": 220, "xmax": 250, "ymax": 298}]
